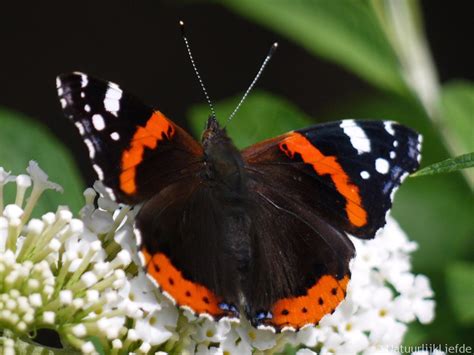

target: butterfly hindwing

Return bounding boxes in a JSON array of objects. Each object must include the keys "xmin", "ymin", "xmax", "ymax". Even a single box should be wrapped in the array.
[
  {"xmin": 56, "ymin": 72, "xmax": 203, "ymax": 204},
  {"xmin": 243, "ymin": 178, "xmax": 354, "ymax": 330},
  {"xmin": 137, "ymin": 175, "xmax": 245, "ymax": 321}
]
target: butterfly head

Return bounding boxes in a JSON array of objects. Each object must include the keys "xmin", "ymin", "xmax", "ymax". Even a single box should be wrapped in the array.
[
  {"xmin": 201, "ymin": 115, "xmax": 245, "ymax": 190},
  {"xmin": 202, "ymin": 115, "xmax": 228, "ymax": 145}
]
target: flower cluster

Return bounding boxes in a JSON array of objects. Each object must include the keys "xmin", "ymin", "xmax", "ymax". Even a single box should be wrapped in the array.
[{"xmin": 0, "ymin": 162, "xmax": 436, "ymax": 354}]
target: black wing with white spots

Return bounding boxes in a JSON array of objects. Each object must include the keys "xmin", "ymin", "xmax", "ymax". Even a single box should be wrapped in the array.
[
  {"xmin": 56, "ymin": 72, "xmax": 203, "ymax": 204},
  {"xmin": 57, "ymin": 72, "xmax": 154, "ymax": 201},
  {"xmin": 243, "ymin": 119, "xmax": 421, "ymax": 239},
  {"xmin": 300, "ymin": 119, "xmax": 421, "ymax": 238}
]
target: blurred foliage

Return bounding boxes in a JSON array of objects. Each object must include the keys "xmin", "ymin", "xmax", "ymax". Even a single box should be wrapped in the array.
[
  {"xmin": 446, "ymin": 262, "xmax": 474, "ymax": 325},
  {"xmin": 217, "ymin": 0, "xmax": 408, "ymax": 95},
  {"xmin": 440, "ymin": 81, "xmax": 474, "ymax": 154},
  {"xmin": 0, "ymin": 109, "xmax": 85, "ymax": 216}
]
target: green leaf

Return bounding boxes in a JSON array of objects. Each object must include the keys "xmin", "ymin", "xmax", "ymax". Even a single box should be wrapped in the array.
[
  {"xmin": 0, "ymin": 108, "xmax": 85, "ymax": 216},
  {"xmin": 188, "ymin": 90, "xmax": 313, "ymax": 148},
  {"xmin": 86, "ymin": 336, "xmax": 106, "ymax": 355},
  {"xmin": 446, "ymin": 262, "xmax": 474, "ymax": 325},
  {"xmin": 412, "ymin": 152, "xmax": 474, "ymax": 177},
  {"xmin": 218, "ymin": 0, "xmax": 407, "ymax": 95},
  {"xmin": 440, "ymin": 81, "xmax": 474, "ymax": 154}
]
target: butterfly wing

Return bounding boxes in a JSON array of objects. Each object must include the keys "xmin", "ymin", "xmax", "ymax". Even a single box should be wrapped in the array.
[
  {"xmin": 56, "ymin": 72, "xmax": 203, "ymax": 204},
  {"xmin": 243, "ymin": 179, "xmax": 354, "ymax": 331},
  {"xmin": 243, "ymin": 119, "xmax": 421, "ymax": 238},
  {"xmin": 137, "ymin": 175, "xmax": 247, "ymax": 321},
  {"xmin": 57, "ymin": 73, "xmax": 238, "ymax": 320},
  {"xmin": 242, "ymin": 119, "xmax": 421, "ymax": 330}
]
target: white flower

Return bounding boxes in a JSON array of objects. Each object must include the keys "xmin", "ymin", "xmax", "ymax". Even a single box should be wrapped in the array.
[
  {"xmin": 134, "ymin": 307, "xmax": 177, "ymax": 346},
  {"xmin": 219, "ymin": 328, "xmax": 253, "ymax": 355},
  {"xmin": 193, "ymin": 318, "xmax": 232, "ymax": 343},
  {"xmin": 235, "ymin": 319, "xmax": 277, "ymax": 350}
]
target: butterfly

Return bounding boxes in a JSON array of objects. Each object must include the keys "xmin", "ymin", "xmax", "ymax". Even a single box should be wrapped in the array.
[{"xmin": 56, "ymin": 71, "xmax": 421, "ymax": 332}]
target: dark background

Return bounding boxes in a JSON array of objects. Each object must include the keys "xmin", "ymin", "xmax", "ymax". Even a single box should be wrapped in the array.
[{"xmin": 0, "ymin": 1, "xmax": 472, "ymax": 185}]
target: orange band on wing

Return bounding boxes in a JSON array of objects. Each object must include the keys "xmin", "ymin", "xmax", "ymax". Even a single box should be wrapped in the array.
[
  {"xmin": 270, "ymin": 274, "xmax": 350, "ymax": 330},
  {"xmin": 141, "ymin": 248, "xmax": 224, "ymax": 317},
  {"xmin": 280, "ymin": 132, "xmax": 367, "ymax": 227},
  {"xmin": 120, "ymin": 111, "xmax": 175, "ymax": 195}
]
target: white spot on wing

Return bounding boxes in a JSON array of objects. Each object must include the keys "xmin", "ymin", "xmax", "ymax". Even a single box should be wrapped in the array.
[
  {"xmin": 84, "ymin": 138, "xmax": 95, "ymax": 159},
  {"xmin": 81, "ymin": 92, "xmax": 85, "ymax": 98},
  {"xmin": 105, "ymin": 187, "xmax": 116, "ymax": 201},
  {"xmin": 104, "ymin": 98, "xmax": 120, "ymax": 112},
  {"xmin": 92, "ymin": 114, "xmax": 105, "ymax": 131},
  {"xmin": 110, "ymin": 132, "xmax": 120, "ymax": 141},
  {"xmin": 103, "ymin": 87, "xmax": 123, "ymax": 113},
  {"xmin": 145, "ymin": 273, "xmax": 160, "ymax": 289},
  {"xmin": 79, "ymin": 73, "xmax": 88, "ymax": 88},
  {"xmin": 360, "ymin": 171, "xmax": 370, "ymax": 179},
  {"xmin": 108, "ymin": 82, "xmax": 121, "ymax": 91},
  {"xmin": 393, "ymin": 140, "xmax": 399, "ymax": 147},
  {"xmin": 375, "ymin": 158, "xmax": 390, "ymax": 174},
  {"xmin": 340, "ymin": 120, "xmax": 371, "ymax": 154},
  {"xmin": 93, "ymin": 164, "xmax": 104, "ymax": 180},
  {"xmin": 390, "ymin": 151, "xmax": 396, "ymax": 159},
  {"xmin": 134, "ymin": 227, "xmax": 143, "ymax": 246},
  {"xmin": 60, "ymin": 98, "xmax": 67, "ymax": 108},
  {"xmin": 300, "ymin": 323, "xmax": 315, "ymax": 330},
  {"xmin": 198, "ymin": 313, "xmax": 214, "ymax": 321},
  {"xmin": 84, "ymin": 104, "xmax": 91, "ymax": 112},
  {"xmin": 384, "ymin": 121, "xmax": 395, "ymax": 135},
  {"xmin": 417, "ymin": 134, "xmax": 423, "ymax": 163},
  {"xmin": 57, "ymin": 87, "xmax": 63, "ymax": 96},
  {"xmin": 220, "ymin": 316, "xmax": 240, "ymax": 324},
  {"xmin": 56, "ymin": 77, "xmax": 61, "ymax": 88},
  {"xmin": 162, "ymin": 291, "xmax": 177, "ymax": 305},
  {"xmin": 389, "ymin": 172, "xmax": 410, "ymax": 202},
  {"xmin": 106, "ymin": 86, "xmax": 123, "ymax": 99},
  {"xmin": 180, "ymin": 305, "xmax": 195, "ymax": 314},
  {"xmin": 75, "ymin": 122, "xmax": 85, "ymax": 135},
  {"xmin": 138, "ymin": 252, "xmax": 146, "ymax": 266}
]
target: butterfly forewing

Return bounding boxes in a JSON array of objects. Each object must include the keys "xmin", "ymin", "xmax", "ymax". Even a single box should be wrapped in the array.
[
  {"xmin": 243, "ymin": 119, "xmax": 421, "ymax": 238},
  {"xmin": 56, "ymin": 72, "xmax": 203, "ymax": 204}
]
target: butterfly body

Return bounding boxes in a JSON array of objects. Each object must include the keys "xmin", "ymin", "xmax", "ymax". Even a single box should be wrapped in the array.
[{"xmin": 57, "ymin": 72, "xmax": 421, "ymax": 332}]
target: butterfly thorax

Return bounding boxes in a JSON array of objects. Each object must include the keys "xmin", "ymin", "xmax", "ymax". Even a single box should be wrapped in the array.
[{"xmin": 201, "ymin": 116, "xmax": 247, "ymax": 194}]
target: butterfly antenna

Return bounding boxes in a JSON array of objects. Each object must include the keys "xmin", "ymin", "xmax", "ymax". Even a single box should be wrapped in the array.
[
  {"xmin": 179, "ymin": 20, "xmax": 216, "ymax": 118},
  {"xmin": 227, "ymin": 42, "xmax": 278, "ymax": 123}
]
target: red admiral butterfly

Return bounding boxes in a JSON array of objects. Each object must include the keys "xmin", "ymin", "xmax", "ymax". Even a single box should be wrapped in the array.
[{"xmin": 56, "ymin": 62, "xmax": 421, "ymax": 332}]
